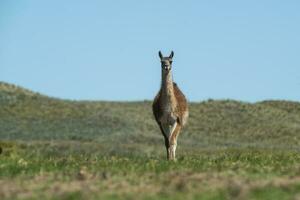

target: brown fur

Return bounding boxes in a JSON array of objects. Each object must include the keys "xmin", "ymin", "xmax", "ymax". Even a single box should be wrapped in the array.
[
  {"xmin": 152, "ymin": 51, "xmax": 189, "ymax": 160},
  {"xmin": 153, "ymin": 83, "xmax": 188, "ymax": 127}
]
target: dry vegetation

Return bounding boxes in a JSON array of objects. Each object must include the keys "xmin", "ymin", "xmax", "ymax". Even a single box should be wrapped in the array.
[{"xmin": 1, "ymin": 81, "xmax": 300, "ymax": 200}]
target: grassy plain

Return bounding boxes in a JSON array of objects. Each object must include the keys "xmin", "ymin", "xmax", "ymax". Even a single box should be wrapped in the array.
[{"xmin": 1, "ymin": 82, "xmax": 300, "ymax": 199}]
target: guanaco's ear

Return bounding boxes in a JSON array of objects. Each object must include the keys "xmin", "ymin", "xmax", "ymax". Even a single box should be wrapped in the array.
[
  {"xmin": 169, "ymin": 51, "xmax": 174, "ymax": 58},
  {"xmin": 158, "ymin": 51, "xmax": 163, "ymax": 59}
]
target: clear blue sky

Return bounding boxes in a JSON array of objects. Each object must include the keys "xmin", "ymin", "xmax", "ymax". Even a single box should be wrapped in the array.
[{"xmin": 1, "ymin": 1, "xmax": 300, "ymax": 102}]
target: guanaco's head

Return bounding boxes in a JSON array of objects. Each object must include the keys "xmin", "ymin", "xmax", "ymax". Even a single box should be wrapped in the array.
[{"xmin": 159, "ymin": 51, "xmax": 174, "ymax": 72}]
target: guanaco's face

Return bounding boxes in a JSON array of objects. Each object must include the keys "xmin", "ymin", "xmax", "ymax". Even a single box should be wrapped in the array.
[{"xmin": 159, "ymin": 51, "xmax": 174, "ymax": 72}]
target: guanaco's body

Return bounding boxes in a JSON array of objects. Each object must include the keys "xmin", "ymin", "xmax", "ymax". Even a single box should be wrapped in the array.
[{"xmin": 152, "ymin": 51, "xmax": 188, "ymax": 160}]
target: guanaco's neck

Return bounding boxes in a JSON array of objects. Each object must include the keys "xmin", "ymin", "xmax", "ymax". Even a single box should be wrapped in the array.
[{"xmin": 161, "ymin": 69, "xmax": 176, "ymax": 105}]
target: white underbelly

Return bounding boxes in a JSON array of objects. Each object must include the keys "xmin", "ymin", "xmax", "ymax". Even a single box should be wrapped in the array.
[{"xmin": 161, "ymin": 122, "xmax": 177, "ymax": 138}]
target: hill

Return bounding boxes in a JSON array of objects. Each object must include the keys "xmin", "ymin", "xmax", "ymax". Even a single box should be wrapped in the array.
[
  {"xmin": 2, "ymin": 82, "xmax": 300, "ymax": 200},
  {"xmin": 1, "ymin": 81, "xmax": 300, "ymax": 150}
]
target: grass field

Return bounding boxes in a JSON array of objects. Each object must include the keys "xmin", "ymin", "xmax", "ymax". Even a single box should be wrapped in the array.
[{"xmin": 1, "ymin": 82, "xmax": 300, "ymax": 199}]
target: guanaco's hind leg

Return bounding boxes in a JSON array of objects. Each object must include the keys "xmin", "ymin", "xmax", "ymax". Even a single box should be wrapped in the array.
[{"xmin": 159, "ymin": 124, "xmax": 170, "ymax": 159}]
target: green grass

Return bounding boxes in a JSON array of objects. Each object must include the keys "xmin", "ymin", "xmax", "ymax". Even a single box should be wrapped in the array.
[
  {"xmin": 2, "ymin": 141, "xmax": 300, "ymax": 199},
  {"xmin": 2, "ymin": 141, "xmax": 300, "ymax": 177},
  {"xmin": 1, "ymin": 82, "xmax": 300, "ymax": 199}
]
